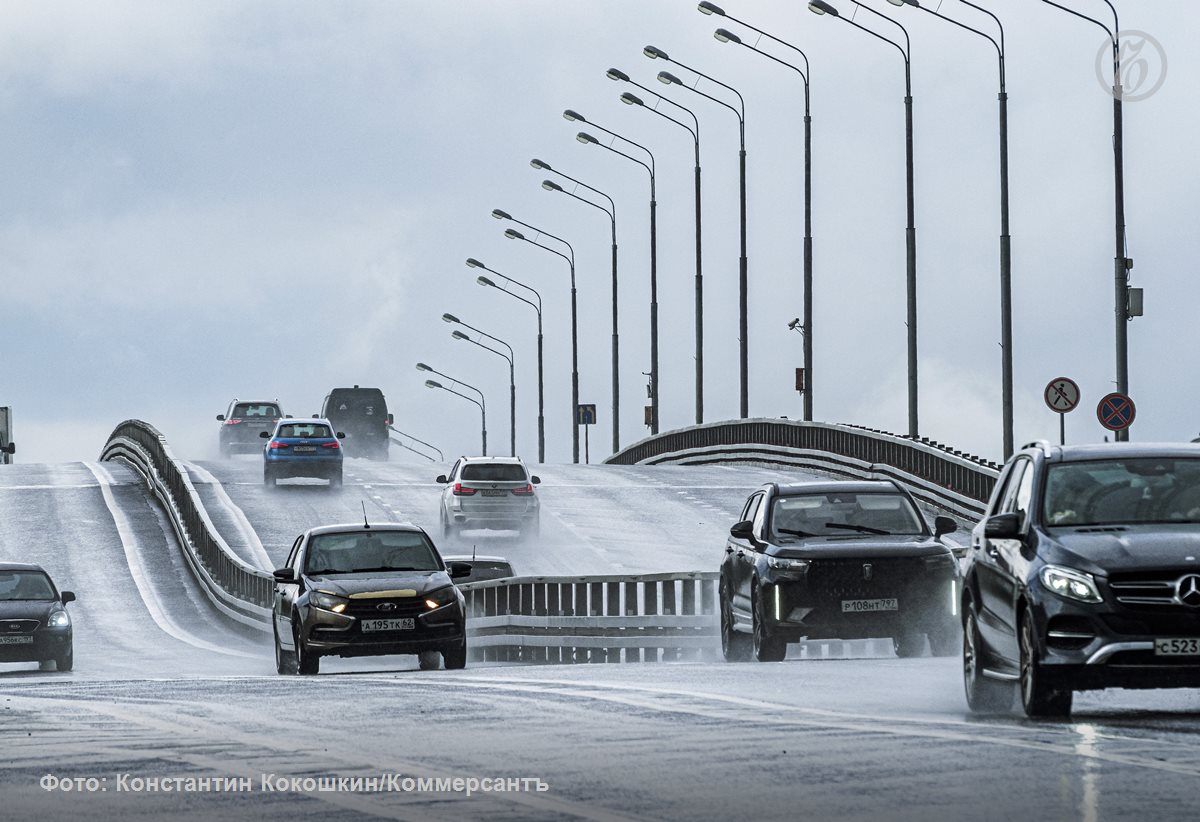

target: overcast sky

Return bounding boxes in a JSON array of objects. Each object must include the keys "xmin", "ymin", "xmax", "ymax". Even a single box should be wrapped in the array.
[{"xmin": 1, "ymin": 0, "xmax": 1194, "ymax": 465}]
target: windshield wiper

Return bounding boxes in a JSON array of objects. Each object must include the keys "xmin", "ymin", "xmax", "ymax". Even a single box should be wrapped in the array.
[
  {"xmin": 824, "ymin": 522, "xmax": 891, "ymax": 536},
  {"xmin": 777, "ymin": 528, "xmax": 815, "ymax": 538},
  {"xmin": 306, "ymin": 569, "xmax": 339, "ymax": 576},
  {"xmin": 347, "ymin": 566, "xmax": 425, "ymax": 574}
]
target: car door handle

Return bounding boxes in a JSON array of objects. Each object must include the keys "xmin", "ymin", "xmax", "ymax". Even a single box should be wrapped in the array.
[{"xmin": 986, "ymin": 545, "xmax": 1000, "ymax": 558}]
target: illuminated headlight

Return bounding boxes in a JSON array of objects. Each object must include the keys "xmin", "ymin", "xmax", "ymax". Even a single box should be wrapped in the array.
[
  {"xmin": 424, "ymin": 587, "xmax": 458, "ymax": 610},
  {"xmin": 1039, "ymin": 565, "xmax": 1103, "ymax": 604},
  {"xmin": 767, "ymin": 556, "xmax": 810, "ymax": 571},
  {"xmin": 47, "ymin": 611, "xmax": 70, "ymax": 628},
  {"xmin": 309, "ymin": 591, "xmax": 350, "ymax": 613}
]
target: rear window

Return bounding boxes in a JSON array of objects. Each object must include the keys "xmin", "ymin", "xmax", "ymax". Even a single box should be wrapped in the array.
[
  {"xmin": 461, "ymin": 463, "xmax": 528, "ymax": 482},
  {"xmin": 326, "ymin": 390, "xmax": 387, "ymax": 417},
  {"xmin": 0, "ymin": 570, "xmax": 56, "ymax": 601},
  {"xmin": 277, "ymin": 423, "xmax": 333, "ymax": 439},
  {"xmin": 234, "ymin": 403, "xmax": 281, "ymax": 418}
]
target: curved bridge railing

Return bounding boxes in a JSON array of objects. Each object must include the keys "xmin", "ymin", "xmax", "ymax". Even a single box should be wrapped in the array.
[
  {"xmin": 605, "ymin": 418, "xmax": 1001, "ymax": 519},
  {"xmin": 101, "ymin": 420, "xmax": 273, "ymax": 628}
]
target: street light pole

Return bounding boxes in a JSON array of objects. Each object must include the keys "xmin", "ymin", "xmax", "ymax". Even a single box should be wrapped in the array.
[
  {"xmin": 468, "ymin": 258, "xmax": 544, "ymax": 463},
  {"xmin": 422, "ymin": 376, "xmax": 486, "ymax": 456},
  {"xmin": 444, "ymin": 314, "xmax": 517, "ymax": 458},
  {"xmin": 703, "ymin": 4, "xmax": 815, "ymax": 423},
  {"xmin": 810, "ymin": 0, "xmax": 919, "ymax": 439}
]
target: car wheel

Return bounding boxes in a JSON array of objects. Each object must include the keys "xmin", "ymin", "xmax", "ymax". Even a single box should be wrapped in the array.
[
  {"xmin": 274, "ymin": 624, "xmax": 294, "ymax": 675},
  {"xmin": 892, "ymin": 631, "xmax": 926, "ymax": 658},
  {"xmin": 720, "ymin": 580, "xmax": 751, "ymax": 662},
  {"xmin": 219, "ymin": 443, "xmax": 233, "ymax": 459},
  {"xmin": 294, "ymin": 621, "xmax": 319, "ymax": 675},
  {"xmin": 442, "ymin": 639, "xmax": 467, "ymax": 670},
  {"xmin": 963, "ymin": 608, "xmax": 1010, "ymax": 713},
  {"xmin": 751, "ymin": 584, "xmax": 787, "ymax": 662},
  {"xmin": 928, "ymin": 621, "xmax": 961, "ymax": 657},
  {"xmin": 442, "ymin": 511, "xmax": 457, "ymax": 539},
  {"xmin": 1019, "ymin": 607, "xmax": 1072, "ymax": 718},
  {"xmin": 525, "ymin": 516, "xmax": 540, "ymax": 539},
  {"xmin": 329, "ymin": 471, "xmax": 343, "ymax": 489},
  {"xmin": 263, "ymin": 467, "xmax": 275, "ymax": 488},
  {"xmin": 55, "ymin": 645, "xmax": 73, "ymax": 672},
  {"xmin": 418, "ymin": 651, "xmax": 441, "ymax": 671}
]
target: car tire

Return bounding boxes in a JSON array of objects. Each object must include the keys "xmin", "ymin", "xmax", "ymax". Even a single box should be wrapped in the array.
[
  {"xmin": 893, "ymin": 632, "xmax": 926, "ymax": 658},
  {"xmin": 441, "ymin": 510, "xmax": 457, "ymax": 539},
  {"xmin": 720, "ymin": 580, "xmax": 751, "ymax": 662},
  {"xmin": 442, "ymin": 639, "xmax": 467, "ymax": 670},
  {"xmin": 274, "ymin": 624, "xmax": 294, "ymax": 675},
  {"xmin": 963, "ymin": 608, "xmax": 1010, "ymax": 713},
  {"xmin": 525, "ymin": 516, "xmax": 540, "ymax": 539},
  {"xmin": 928, "ymin": 621, "xmax": 961, "ymax": 657},
  {"xmin": 263, "ymin": 467, "xmax": 275, "ymax": 488},
  {"xmin": 751, "ymin": 584, "xmax": 787, "ymax": 663},
  {"xmin": 219, "ymin": 443, "xmax": 233, "ymax": 459},
  {"xmin": 329, "ymin": 471, "xmax": 343, "ymax": 489},
  {"xmin": 294, "ymin": 621, "xmax": 319, "ymax": 675},
  {"xmin": 1019, "ymin": 607, "xmax": 1072, "ymax": 718},
  {"xmin": 418, "ymin": 650, "xmax": 441, "ymax": 671},
  {"xmin": 55, "ymin": 645, "xmax": 73, "ymax": 672}
]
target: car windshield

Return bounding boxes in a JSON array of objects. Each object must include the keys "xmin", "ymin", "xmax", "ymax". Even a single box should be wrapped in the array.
[
  {"xmin": 770, "ymin": 492, "xmax": 925, "ymax": 539},
  {"xmin": 461, "ymin": 463, "xmax": 527, "ymax": 482},
  {"xmin": 1043, "ymin": 458, "xmax": 1200, "ymax": 526},
  {"xmin": 234, "ymin": 403, "xmax": 280, "ymax": 418},
  {"xmin": 0, "ymin": 571, "xmax": 56, "ymax": 601},
  {"xmin": 305, "ymin": 532, "xmax": 441, "ymax": 575},
  {"xmin": 277, "ymin": 423, "xmax": 332, "ymax": 439}
]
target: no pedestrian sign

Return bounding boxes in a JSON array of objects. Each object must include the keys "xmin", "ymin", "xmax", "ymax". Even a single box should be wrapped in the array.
[
  {"xmin": 1044, "ymin": 377, "xmax": 1080, "ymax": 414},
  {"xmin": 1096, "ymin": 392, "xmax": 1136, "ymax": 432}
]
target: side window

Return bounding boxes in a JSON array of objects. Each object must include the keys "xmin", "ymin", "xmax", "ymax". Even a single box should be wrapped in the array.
[
  {"xmin": 291, "ymin": 538, "xmax": 308, "ymax": 576},
  {"xmin": 741, "ymin": 493, "xmax": 762, "ymax": 525},
  {"xmin": 284, "ymin": 535, "xmax": 303, "ymax": 569},
  {"xmin": 988, "ymin": 462, "xmax": 1020, "ymax": 516},
  {"xmin": 1013, "ymin": 462, "xmax": 1035, "ymax": 524},
  {"xmin": 1000, "ymin": 459, "xmax": 1030, "ymax": 515},
  {"xmin": 751, "ymin": 494, "xmax": 770, "ymax": 538}
]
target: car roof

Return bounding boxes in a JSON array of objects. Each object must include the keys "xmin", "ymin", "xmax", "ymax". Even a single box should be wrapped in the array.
[
  {"xmin": 276, "ymin": 417, "xmax": 332, "ymax": 426},
  {"xmin": 230, "ymin": 400, "xmax": 281, "ymax": 406},
  {"xmin": 303, "ymin": 522, "xmax": 423, "ymax": 537},
  {"xmin": 459, "ymin": 455, "xmax": 526, "ymax": 464},
  {"xmin": 1031, "ymin": 442, "xmax": 1200, "ymax": 463},
  {"xmin": 0, "ymin": 562, "xmax": 49, "ymax": 573},
  {"xmin": 442, "ymin": 554, "xmax": 510, "ymax": 563},
  {"xmin": 771, "ymin": 480, "xmax": 903, "ymax": 496}
]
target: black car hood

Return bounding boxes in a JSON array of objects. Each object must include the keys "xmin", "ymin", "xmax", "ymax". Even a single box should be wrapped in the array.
[
  {"xmin": 306, "ymin": 571, "xmax": 451, "ymax": 597},
  {"xmin": 1045, "ymin": 526, "xmax": 1200, "ymax": 576},
  {"xmin": 770, "ymin": 535, "xmax": 950, "ymax": 560},
  {"xmin": 0, "ymin": 600, "xmax": 59, "ymax": 620}
]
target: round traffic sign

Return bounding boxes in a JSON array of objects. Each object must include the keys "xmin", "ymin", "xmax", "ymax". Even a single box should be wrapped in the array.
[
  {"xmin": 1097, "ymin": 392, "xmax": 1136, "ymax": 432},
  {"xmin": 1044, "ymin": 377, "xmax": 1081, "ymax": 414}
]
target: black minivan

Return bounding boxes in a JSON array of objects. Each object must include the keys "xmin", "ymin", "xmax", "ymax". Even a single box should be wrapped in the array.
[{"xmin": 320, "ymin": 386, "xmax": 393, "ymax": 461}]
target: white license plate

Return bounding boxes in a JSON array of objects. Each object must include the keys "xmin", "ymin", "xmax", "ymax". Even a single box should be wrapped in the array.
[
  {"xmin": 0, "ymin": 635, "xmax": 33, "ymax": 644},
  {"xmin": 481, "ymin": 489, "xmax": 507, "ymax": 497},
  {"xmin": 841, "ymin": 598, "xmax": 899, "ymax": 613},
  {"xmin": 292, "ymin": 446, "xmax": 317, "ymax": 453},
  {"xmin": 361, "ymin": 618, "xmax": 414, "ymax": 633},
  {"xmin": 1154, "ymin": 638, "xmax": 1200, "ymax": 656}
]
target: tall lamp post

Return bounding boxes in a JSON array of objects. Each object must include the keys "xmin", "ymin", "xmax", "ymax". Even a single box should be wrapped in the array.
[
  {"xmin": 701, "ymin": 3, "xmax": 815, "ymax": 423},
  {"xmin": 645, "ymin": 46, "xmax": 750, "ymax": 420},
  {"xmin": 1039, "ymin": 0, "xmax": 1130, "ymax": 441},
  {"xmin": 469, "ymin": 257, "xmax": 544, "ymax": 463},
  {"xmin": 809, "ymin": 0, "xmax": 919, "ymax": 440},
  {"xmin": 535, "ymin": 165, "xmax": 620, "ymax": 454},
  {"xmin": 422, "ymin": 376, "xmax": 486, "ymax": 456},
  {"xmin": 888, "ymin": 0, "xmax": 1013, "ymax": 458},
  {"xmin": 568, "ymin": 112, "xmax": 660, "ymax": 434},
  {"xmin": 494, "ymin": 210, "xmax": 581, "ymax": 463},
  {"xmin": 608, "ymin": 68, "xmax": 705, "ymax": 424},
  {"xmin": 443, "ymin": 314, "xmax": 516, "ymax": 458}
]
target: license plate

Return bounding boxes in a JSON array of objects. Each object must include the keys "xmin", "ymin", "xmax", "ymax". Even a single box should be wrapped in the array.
[
  {"xmin": 361, "ymin": 618, "xmax": 414, "ymax": 633},
  {"xmin": 481, "ymin": 489, "xmax": 507, "ymax": 497},
  {"xmin": 293, "ymin": 446, "xmax": 317, "ymax": 453},
  {"xmin": 1154, "ymin": 638, "xmax": 1200, "ymax": 656},
  {"xmin": 841, "ymin": 598, "xmax": 899, "ymax": 613},
  {"xmin": 0, "ymin": 635, "xmax": 33, "ymax": 645}
]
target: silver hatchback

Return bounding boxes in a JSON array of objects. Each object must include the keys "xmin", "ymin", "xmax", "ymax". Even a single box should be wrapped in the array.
[{"xmin": 438, "ymin": 457, "xmax": 541, "ymax": 538}]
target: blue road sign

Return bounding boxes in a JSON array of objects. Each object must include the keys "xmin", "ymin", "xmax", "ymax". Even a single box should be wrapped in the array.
[
  {"xmin": 576, "ymin": 404, "xmax": 597, "ymax": 426},
  {"xmin": 1096, "ymin": 392, "xmax": 1136, "ymax": 432}
]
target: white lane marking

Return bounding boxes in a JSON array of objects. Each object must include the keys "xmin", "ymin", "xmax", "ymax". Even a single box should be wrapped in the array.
[
  {"xmin": 83, "ymin": 462, "xmax": 257, "ymax": 659},
  {"xmin": 182, "ymin": 461, "xmax": 273, "ymax": 571},
  {"xmin": 0, "ymin": 483, "xmax": 100, "ymax": 490}
]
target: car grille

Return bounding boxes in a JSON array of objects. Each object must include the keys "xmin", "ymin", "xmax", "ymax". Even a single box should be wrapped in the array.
[
  {"xmin": 344, "ymin": 598, "xmax": 426, "ymax": 620},
  {"xmin": 1108, "ymin": 570, "xmax": 1200, "ymax": 610},
  {"xmin": 806, "ymin": 558, "xmax": 923, "ymax": 601},
  {"xmin": 0, "ymin": 619, "xmax": 40, "ymax": 632}
]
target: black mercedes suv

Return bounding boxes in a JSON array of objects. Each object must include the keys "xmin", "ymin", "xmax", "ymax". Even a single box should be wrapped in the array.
[
  {"xmin": 720, "ymin": 480, "xmax": 960, "ymax": 662},
  {"xmin": 963, "ymin": 442, "xmax": 1200, "ymax": 717}
]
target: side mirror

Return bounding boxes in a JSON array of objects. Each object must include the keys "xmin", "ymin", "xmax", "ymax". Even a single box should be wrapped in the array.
[
  {"xmin": 312, "ymin": 414, "xmax": 319, "ymax": 419},
  {"xmin": 272, "ymin": 568, "xmax": 296, "ymax": 583},
  {"xmin": 934, "ymin": 516, "xmax": 958, "ymax": 538},
  {"xmin": 729, "ymin": 520, "xmax": 754, "ymax": 541},
  {"xmin": 984, "ymin": 512, "xmax": 1022, "ymax": 540},
  {"xmin": 386, "ymin": 413, "xmax": 395, "ymax": 425},
  {"xmin": 216, "ymin": 414, "xmax": 226, "ymax": 421},
  {"xmin": 448, "ymin": 561, "xmax": 472, "ymax": 579},
  {"xmin": 0, "ymin": 442, "xmax": 13, "ymax": 455},
  {"xmin": 259, "ymin": 431, "xmax": 271, "ymax": 439},
  {"xmin": 337, "ymin": 432, "xmax": 346, "ymax": 439},
  {"xmin": 60, "ymin": 591, "xmax": 75, "ymax": 604},
  {"xmin": 531, "ymin": 476, "xmax": 541, "ymax": 485},
  {"xmin": 436, "ymin": 475, "xmax": 449, "ymax": 484}
]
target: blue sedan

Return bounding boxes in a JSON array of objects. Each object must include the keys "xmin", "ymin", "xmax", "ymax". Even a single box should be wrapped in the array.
[{"xmin": 261, "ymin": 418, "xmax": 345, "ymax": 488}]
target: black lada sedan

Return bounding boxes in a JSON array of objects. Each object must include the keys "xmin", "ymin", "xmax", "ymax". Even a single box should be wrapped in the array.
[
  {"xmin": 272, "ymin": 523, "xmax": 470, "ymax": 674},
  {"xmin": 963, "ymin": 442, "xmax": 1200, "ymax": 717},
  {"xmin": 0, "ymin": 563, "xmax": 75, "ymax": 672},
  {"xmin": 720, "ymin": 481, "xmax": 960, "ymax": 662}
]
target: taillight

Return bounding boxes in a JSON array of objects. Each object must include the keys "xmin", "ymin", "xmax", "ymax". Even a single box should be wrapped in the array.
[
  {"xmin": 453, "ymin": 483, "xmax": 476, "ymax": 496},
  {"xmin": 322, "ymin": 441, "xmax": 340, "ymax": 449},
  {"xmin": 224, "ymin": 418, "xmax": 242, "ymax": 425},
  {"xmin": 268, "ymin": 441, "xmax": 287, "ymax": 449},
  {"xmin": 512, "ymin": 484, "xmax": 534, "ymax": 496}
]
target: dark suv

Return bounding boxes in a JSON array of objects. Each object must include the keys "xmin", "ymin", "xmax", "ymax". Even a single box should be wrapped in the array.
[
  {"xmin": 321, "ymin": 386, "xmax": 392, "ymax": 461},
  {"xmin": 719, "ymin": 480, "xmax": 960, "ymax": 663},
  {"xmin": 963, "ymin": 442, "xmax": 1200, "ymax": 717},
  {"xmin": 217, "ymin": 400, "xmax": 283, "ymax": 457}
]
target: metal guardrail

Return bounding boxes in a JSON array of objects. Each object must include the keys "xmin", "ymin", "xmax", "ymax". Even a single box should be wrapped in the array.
[
  {"xmin": 100, "ymin": 420, "xmax": 273, "ymax": 629},
  {"xmin": 458, "ymin": 572, "xmax": 720, "ymax": 663},
  {"xmin": 606, "ymin": 418, "xmax": 1000, "ymax": 518}
]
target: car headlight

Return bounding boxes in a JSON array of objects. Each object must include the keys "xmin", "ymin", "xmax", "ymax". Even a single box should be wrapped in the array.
[
  {"xmin": 424, "ymin": 586, "xmax": 458, "ymax": 610},
  {"xmin": 766, "ymin": 556, "xmax": 810, "ymax": 571},
  {"xmin": 47, "ymin": 611, "xmax": 70, "ymax": 628},
  {"xmin": 309, "ymin": 591, "xmax": 350, "ymax": 613},
  {"xmin": 1039, "ymin": 565, "xmax": 1103, "ymax": 604},
  {"xmin": 923, "ymin": 552, "xmax": 957, "ymax": 569}
]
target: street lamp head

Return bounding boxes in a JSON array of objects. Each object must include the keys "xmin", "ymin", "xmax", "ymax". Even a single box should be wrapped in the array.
[
  {"xmin": 416, "ymin": 362, "xmax": 432, "ymax": 372},
  {"xmin": 441, "ymin": 312, "xmax": 460, "ymax": 325},
  {"xmin": 643, "ymin": 45, "xmax": 669, "ymax": 61},
  {"xmin": 504, "ymin": 228, "xmax": 525, "ymax": 241},
  {"xmin": 541, "ymin": 179, "xmax": 564, "ymax": 193},
  {"xmin": 476, "ymin": 275, "xmax": 496, "ymax": 288},
  {"xmin": 809, "ymin": 0, "xmax": 839, "ymax": 15},
  {"xmin": 714, "ymin": 27, "xmax": 741, "ymax": 45},
  {"xmin": 657, "ymin": 70, "xmax": 683, "ymax": 86},
  {"xmin": 562, "ymin": 109, "xmax": 586, "ymax": 123},
  {"xmin": 605, "ymin": 67, "xmax": 630, "ymax": 82},
  {"xmin": 465, "ymin": 257, "xmax": 485, "ymax": 269},
  {"xmin": 530, "ymin": 158, "xmax": 551, "ymax": 171},
  {"xmin": 450, "ymin": 330, "xmax": 469, "ymax": 341},
  {"xmin": 888, "ymin": 0, "xmax": 918, "ymax": 6},
  {"xmin": 620, "ymin": 92, "xmax": 645, "ymax": 107},
  {"xmin": 423, "ymin": 379, "xmax": 442, "ymax": 390},
  {"xmin": 491, "ymin": 208, "xmax": 511, "ymax": 221},
  {"xmin": 576, "ymin": 131, "xmax": 600, "ymax": 145},
  {"xmin": 697, "ymin": 1, "xmax": 725, "ymax": 16}
]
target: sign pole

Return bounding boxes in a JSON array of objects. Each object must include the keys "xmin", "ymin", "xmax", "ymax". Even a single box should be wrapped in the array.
[
  {"xmin": 584, "ymin": 425, "xmax": 590, "ymax": 465},
  {"xmin": 1060, "ymin": 412, "xmax": 1066, "ymax": 446}
]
